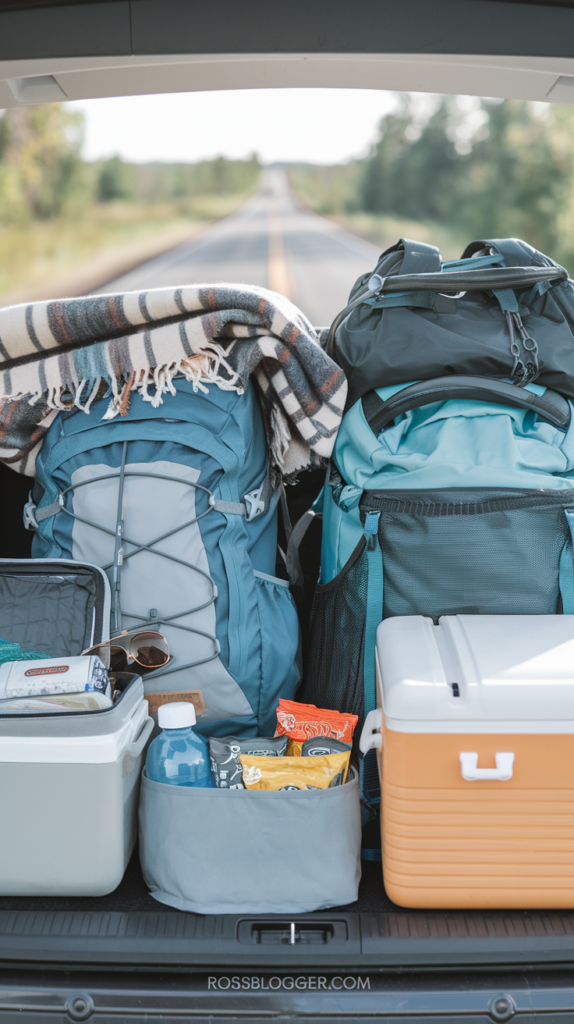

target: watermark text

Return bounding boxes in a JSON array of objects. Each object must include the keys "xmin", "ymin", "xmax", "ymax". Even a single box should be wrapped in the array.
[{"xmin": 207, "ymin": 976, "xmax": 370, "ymax": 991}]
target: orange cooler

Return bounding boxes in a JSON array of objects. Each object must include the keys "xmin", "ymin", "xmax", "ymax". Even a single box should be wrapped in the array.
[{"xmin": 366, "ymin": 614, "xmax": 574, "ymax": 910}]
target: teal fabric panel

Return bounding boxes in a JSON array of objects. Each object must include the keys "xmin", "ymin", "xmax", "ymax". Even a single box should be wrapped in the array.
[
  {"xmin": 253, "ymin": 574, "xmax": 300, "ymax": 736},
  {"xmin": 560, "ymin": 510, "xmax": 574, "ymax": 614},
  {"xmin": 335, "ymin": 383, "xmax": 574, "ymax": 493},
  {"xmin": 320, "ymin": 487, "xmax": 362, "ymax": 585}
]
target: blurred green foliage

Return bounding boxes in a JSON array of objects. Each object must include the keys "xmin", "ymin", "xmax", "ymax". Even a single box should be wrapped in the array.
[
  {"xmin": 0, "ymin": 104, "xmax": 260, "ymax": 223},
  {"xmin": 96, "ymin": 155, "xmax": 137, "ymax": 202},
  {"xmin": 0, "ymin": 105, "xmax": 260, "ymax": 298},
  {"xmin": 97, "ymin": 152, "xmax": 261, "ymax": 206},
  {"xmin": 290, "ymin": 95, "xmax": 574, "ymax": 271},
  {"xmin": 0, "ymin": 104, "xmax": 89, "ymax": 222}
]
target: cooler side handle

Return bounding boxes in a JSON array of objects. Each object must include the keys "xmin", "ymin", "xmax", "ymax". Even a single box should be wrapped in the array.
[
  {"xmin": 122, "ymin": 716, "xmax": 154, "ymax": 777},
  {"xmin": 125, "ymin": 716, "xmax": 154, "ymax": 759},
  {"xmin": 460, "ymin": 751, "xmax": 514, "ymax": 781},
  {"xmin": 359, "ymin": 708, "xmax": 383, "ymax": 754}
]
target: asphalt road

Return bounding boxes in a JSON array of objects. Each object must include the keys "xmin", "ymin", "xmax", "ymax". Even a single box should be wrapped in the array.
[{"xmin": 98, "ymin": 168, "xmax": 383, "ymax": 328}]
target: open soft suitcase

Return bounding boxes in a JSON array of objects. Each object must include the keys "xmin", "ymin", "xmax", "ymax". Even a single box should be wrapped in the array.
[
  {"xmin": 0, "ymin": 558, "xmax": 152, "ymax": 896},
  {"xmin": 361, "ymin": 613, "xmax": 574, "ymax": 910}
]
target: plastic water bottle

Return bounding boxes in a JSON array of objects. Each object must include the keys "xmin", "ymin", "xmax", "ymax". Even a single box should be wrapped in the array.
[{"xmin": 146, "ymin": 701, "xmax": 212, "ymax": 787}]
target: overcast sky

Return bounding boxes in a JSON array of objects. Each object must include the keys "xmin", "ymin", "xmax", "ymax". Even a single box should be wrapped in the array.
[{"xmin": 66, "ymin": 89, "xmax": 398, "ymax": 165}]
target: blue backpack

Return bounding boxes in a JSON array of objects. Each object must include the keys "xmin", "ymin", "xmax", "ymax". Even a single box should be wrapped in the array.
[{"xmin": 27, "ymin": 377, "xmax": 300, "ymax": 738}]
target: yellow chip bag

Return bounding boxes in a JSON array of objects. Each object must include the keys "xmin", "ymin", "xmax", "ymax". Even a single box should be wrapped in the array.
[{"xmin": 239, "ymin": 751, "xmax": 350, "ymax": 790}]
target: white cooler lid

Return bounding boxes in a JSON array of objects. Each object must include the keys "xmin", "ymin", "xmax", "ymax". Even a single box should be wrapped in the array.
[
  {"xmin": 0, "ymin": 678, "xmax": 148, "ymax": 763},
  {"xmin": 377, "ymin": 615, "xmax": 574, "ymax": 733}
]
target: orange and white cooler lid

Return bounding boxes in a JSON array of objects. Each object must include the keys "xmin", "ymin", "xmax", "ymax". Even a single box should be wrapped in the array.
[{"xmin": 376, "ymin": 614, "xmax": 574, "ymax": 734}]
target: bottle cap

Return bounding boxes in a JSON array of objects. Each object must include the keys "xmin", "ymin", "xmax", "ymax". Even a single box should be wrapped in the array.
[{"xmin": 158, "ymin": 701, "xmax": 196, "ymax": 729}]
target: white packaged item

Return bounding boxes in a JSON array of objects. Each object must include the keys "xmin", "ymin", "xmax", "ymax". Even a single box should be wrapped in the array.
[
  {"xmin": 0, "ymin": 691, "xmax": 112, "ymax": 713},
  {"xmin": 0, "ymin": 654, "xmax": 109, "ymax": 700}
]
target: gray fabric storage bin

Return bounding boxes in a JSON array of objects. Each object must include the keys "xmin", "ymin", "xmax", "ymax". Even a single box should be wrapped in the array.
[{"xmin": 139, "ymin": 768, "xmax": 361, "ymax": 914}]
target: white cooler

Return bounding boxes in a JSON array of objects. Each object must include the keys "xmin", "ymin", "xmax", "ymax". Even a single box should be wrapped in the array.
[{"xmin": 0, "ymin": 673, "xmax": 152, "ymax": 896}]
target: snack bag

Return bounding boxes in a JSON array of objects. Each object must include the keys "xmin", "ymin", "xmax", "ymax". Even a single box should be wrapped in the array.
[
  {"xmin": 286, "ymin": 734, "xmax": 353, "ymax": 762},
  {"xmin": 287, "ymin": 736, "xmax": 353, "ymax": 784},
  {"xmin": 209, "ymin": 735, "xmax": 288, "ymax": 788},
  {"xmin": 239, "ymin": 751, "xmax": 350, "ymax": 790},
  {"xmin": 275, "ymin": 699, "xmax": 358, "ymax": 745},
  {"xmin": 301, "ymin": 735, "xmax": 352, "ymax": 756}
]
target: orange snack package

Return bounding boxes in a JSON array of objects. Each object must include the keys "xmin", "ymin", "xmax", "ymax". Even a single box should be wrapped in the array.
[{"xmin": 275, "ymin": 699, "xmax": 358, "ymax": 745}]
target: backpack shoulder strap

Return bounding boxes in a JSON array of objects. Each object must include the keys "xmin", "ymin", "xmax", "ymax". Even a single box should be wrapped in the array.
[
  {"xmin": 461, "ymin": 238, "xmax": 539, "ymax": 267},
  {"xmin": 371, "ymin": 237, "xmax": 442, "ymax": 276},
  {"xmin": 398, "ymin": 238, "xmax": 442, "ymax": 275}
]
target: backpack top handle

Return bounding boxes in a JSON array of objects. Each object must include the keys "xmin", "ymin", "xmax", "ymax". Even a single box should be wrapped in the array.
[
  {"xmin": 326, "ymin": 264, "xmax": 568, "ymax": 358},
  {"xmin": 361, "ymin": 376, "xmax": 571, "ymax": 436},
  {"xmin": 367, "ymin": 264, "xmax": 567, "ymax": 295}
]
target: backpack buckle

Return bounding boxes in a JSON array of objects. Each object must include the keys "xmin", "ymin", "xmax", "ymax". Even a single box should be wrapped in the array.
[
  {"xmin": 23, "ymin": 495, "xmax": 38, "ymax": 532},
  {"xmin": 244, "ymin": 485, "xmax": 265, "ymax": 522}
]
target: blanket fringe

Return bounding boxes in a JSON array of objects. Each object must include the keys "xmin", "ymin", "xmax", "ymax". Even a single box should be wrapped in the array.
[
  {"xmin": 5, "ymin": 344, "xmax": 247, "ymax": 416},
  {"xmin": 2, "ymin": 345, "xmax": 245, "ymax": 420},
  {"xmin": 9, "ymin": 347, "xmax": 246, "ymax": 422},
  {"xmin": 119, "ymin": 371, "xmax": 136, "ymax": 416},
  {"xmin": 269, "ymin": 401, "xmax": 292, "ymax": 470}
]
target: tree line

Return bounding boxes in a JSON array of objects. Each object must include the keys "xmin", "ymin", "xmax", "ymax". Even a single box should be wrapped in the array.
[
  {"xmin": 0, "ymin": 104, "xmax": 260, "ymax": 224},
  {"xmin": 292, "ymin": 95, "xmax": 574, "ymax": 271}
]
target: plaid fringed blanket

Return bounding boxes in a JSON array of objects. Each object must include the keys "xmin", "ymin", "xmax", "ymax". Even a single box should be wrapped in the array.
[{"xmin": 0, "ymin": 284, "xmax": 347, "ymax": 477}]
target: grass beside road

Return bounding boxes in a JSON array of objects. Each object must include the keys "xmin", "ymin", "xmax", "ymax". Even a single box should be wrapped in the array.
[
  {"xmin": 329, "ymin": 212, "xmax": 468, "ymax": 262},
  {"xmin": 288, "ymin": 167, "xmax": 468, "ymax": 262},
  {"xmin": 0, "ymin": 192, "xmax": 251, "ymax": 307}
]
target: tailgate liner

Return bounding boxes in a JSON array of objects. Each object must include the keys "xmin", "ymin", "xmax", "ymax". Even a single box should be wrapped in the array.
[{"xmin": 1, "ymin": 858, "xmax": 574, "ymax": 968}]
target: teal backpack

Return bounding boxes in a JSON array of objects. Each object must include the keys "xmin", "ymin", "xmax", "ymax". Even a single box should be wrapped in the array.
[
  {"xmin": 296, "ymin": 238, "xmax": 574, "ymax": 746},
  {"xmin": 303, "ymin": 379, "xmax": 574, "ymax": 727}
]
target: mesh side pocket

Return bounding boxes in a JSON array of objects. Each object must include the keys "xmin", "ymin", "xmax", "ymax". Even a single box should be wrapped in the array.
[
  {"xmin": 302, "ymin": 540, "xmax": 367, "ymax": 722},
  {"xmin": 362, "ymin": 487, "xmax": 574, "ymax": 620}
]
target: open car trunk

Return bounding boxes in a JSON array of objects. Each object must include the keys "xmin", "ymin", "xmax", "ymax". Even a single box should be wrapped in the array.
[
  {"xmin": 3, "ymin": 0, "xmax": 574, "ymax": 1015},
  {"xmin": 1, "ymin": 465, "xmax": 574, "ymax": 1021}
]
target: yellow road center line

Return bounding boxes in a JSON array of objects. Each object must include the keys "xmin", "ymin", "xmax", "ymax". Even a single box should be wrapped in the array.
[{"xmin": 267, "ymin": 212, "xmax": 292, "ymax": 300}]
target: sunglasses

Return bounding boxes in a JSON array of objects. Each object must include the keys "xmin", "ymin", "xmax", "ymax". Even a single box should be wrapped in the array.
[{"xmin": 82, "ymin": 630, "xmax": 170, "ymax": 675}]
